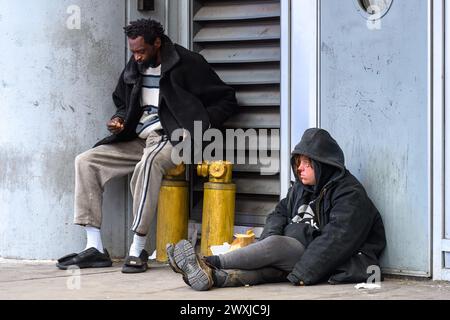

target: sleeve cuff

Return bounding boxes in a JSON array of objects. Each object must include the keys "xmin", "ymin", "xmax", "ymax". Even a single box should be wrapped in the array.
[
  {"xmin": 287, "ymin": 273, "xmax": 300, "ymax": 285},
  {"xmin": 287, "ymin": 273, "xmax": 307, "ymax": 286},
  {"xmin": 111, "ymin": 115, "xmax": 125, "ymax": 121}
]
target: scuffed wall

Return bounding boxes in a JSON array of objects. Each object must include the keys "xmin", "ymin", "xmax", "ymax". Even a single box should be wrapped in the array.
[{"xmin": 0, "ymin": 0, "xmax": 127, "ymax": 259}]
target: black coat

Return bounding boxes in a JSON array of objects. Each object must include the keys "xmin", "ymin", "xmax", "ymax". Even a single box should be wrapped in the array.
[
  {"xmin": 95, "ymin": 36, "xmax": 238, "ymax": 147},
  {"xmin": 260, "ymin": 128, "xmax": 386, "ymax": 285}
]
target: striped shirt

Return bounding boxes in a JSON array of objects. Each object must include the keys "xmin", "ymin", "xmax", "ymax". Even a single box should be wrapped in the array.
[{"xmin": 136, "ymin": 65, "xmax": 162, "ymax": 139}]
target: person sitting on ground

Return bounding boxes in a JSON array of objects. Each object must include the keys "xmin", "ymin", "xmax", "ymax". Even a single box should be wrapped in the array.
[{"xmin": 166, "ymin": 128, "xmax": 387, "ymax": 290}]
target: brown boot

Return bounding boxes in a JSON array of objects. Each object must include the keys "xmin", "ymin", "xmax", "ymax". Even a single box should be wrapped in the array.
[
  {"xmin": 173, "ymin": 240, "xmax": 214, "ymax": 291},
  {"xmin": 166, "ymin": 243, "xmax": 189, "ymax": 286}
]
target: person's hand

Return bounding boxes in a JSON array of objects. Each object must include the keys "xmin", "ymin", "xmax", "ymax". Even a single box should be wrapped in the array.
[{"xmin": 107, "ymin": 117, "xmax": 124, "ymax": 134}]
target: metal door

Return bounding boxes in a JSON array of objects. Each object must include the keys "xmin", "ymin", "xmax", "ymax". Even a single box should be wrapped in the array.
[{"xmin": 319, "ymin": 0, "xmax": 430, "ymax": 276}]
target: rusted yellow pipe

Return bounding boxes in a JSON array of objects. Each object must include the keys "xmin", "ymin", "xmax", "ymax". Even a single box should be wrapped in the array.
[
  {"xmin": 198, "ymin": 161, "xmax": 236, "ymax": 256},
  {"xmin": 156, "ymin": 164, "xmax": 189, "ymax": 262}
]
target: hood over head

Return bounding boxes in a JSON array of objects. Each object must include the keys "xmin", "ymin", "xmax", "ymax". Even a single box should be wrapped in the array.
[{"xmin": 291, "ymin": 128, "xmax": 346, "ymax": 194}]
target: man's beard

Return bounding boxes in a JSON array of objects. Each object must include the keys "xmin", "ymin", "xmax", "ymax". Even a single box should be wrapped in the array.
[{"xmin": 138, "ymin": 56, "xmax": 158, "ymax": 71}]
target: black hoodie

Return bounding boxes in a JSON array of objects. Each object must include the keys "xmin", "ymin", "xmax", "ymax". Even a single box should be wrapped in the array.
[{"xmin": 260, "ymin": 128, "xmax": 387, "ymax": 285}]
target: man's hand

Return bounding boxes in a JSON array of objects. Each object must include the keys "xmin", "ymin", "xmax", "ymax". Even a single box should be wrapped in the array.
[{"xmin": 107, "ymin": 117, "xmax": 125, "ymax": 134}]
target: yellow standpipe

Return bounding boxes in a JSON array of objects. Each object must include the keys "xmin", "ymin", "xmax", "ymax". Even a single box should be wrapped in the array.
[
  {"xmin": 197, "ymin": 161, "xmax": 236, "ymax": 256},
  {"xmin": 156, "ymin": 163, "xmax": 189, "ymax": 262}
]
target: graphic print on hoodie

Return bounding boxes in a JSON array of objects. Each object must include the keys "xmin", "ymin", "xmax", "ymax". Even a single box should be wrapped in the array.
[{"xmin": 292, "ymin": 203, "xmax": 319, "ymax": 230}]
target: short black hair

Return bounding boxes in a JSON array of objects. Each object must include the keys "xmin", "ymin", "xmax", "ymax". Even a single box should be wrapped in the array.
[{"xmin": 124, "ymin": 19, "xmax": 165, "ymax": 45}]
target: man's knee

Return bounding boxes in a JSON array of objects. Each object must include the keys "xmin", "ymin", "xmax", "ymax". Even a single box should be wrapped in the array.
[
  {"xmin": 152, "ymin": 150, "xmax": 174, "ymax": 173},
  {"xmin": 75, "ymin": 150, "xmax": 95, "ymax": 169}
]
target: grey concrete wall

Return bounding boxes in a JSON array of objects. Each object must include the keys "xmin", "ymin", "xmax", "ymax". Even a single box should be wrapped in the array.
[
  {"xmin": 0, "ymin": 0, "xmax": 160, "ymax": 260},
  {"xmin": 0, "ymin": 0, "xmax": 175, "ymax": 260},
  {"xmin": 320, "ymin": 0, "xmax": 429, "ymax": 275}
]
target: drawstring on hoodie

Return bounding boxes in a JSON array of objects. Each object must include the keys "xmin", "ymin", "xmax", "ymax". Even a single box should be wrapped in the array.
[
  {"xmin": 315, "ymin": 181, "xmax": 335, "ymax": 227},
  {"xmin": 315, "ymin": 188, "xmax": 326, "ymax": 226}
]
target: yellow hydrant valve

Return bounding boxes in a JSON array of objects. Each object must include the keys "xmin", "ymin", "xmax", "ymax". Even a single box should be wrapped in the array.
[
  {"xmin": 165, "ymin": 163, "xmax": 186, "ymax": 180},
  {"xmin": 197, "ymin": 162, "xmax": 210, "ymax": 179},
  {"xmin": 197, "ymin": 161, "xmax": 233, "ymax": 184},
  {"xmin": 210, "ymin": 162, "xmax": 226, "ymax": 179}
]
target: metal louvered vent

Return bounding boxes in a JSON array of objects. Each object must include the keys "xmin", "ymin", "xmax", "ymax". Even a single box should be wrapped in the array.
[{"xmin": 190, "ymin": 0, "xmax": 281, "ymax": 227}]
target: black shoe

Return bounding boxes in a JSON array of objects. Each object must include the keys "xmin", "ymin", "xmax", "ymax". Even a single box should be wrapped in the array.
[
  {"xmin": 56, "ymin": 248, "xmax": 112, "ymax": 270},
  {"xmin": 121, "ymin": 250, "xmax": 149, "ymax": 274},
  {"xmin": 173, "ymin": 240, "xmax": 213, "ymax": 291}
]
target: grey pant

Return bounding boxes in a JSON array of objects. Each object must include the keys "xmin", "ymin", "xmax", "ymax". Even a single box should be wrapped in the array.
[
  {"xmin": 73, "ymin": 131, "xmax": 176, "ymax": 235},
  {"xmin": 214, "ymin": 235, "xmax": 305, "ymax": 287}
]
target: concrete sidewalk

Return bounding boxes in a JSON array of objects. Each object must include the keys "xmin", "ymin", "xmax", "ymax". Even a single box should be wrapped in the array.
[{"xmin": 1, "ymin": 258, "xmax": 450, "ymax": 300}]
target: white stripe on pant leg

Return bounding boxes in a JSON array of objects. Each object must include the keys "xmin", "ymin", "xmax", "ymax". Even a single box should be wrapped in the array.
[
  {"xmin": 132, "ymin": 139, "xmax": 169, "ymax": 232},
  {"xmin": 137, "ymin": 137, "xmax": 163, "ymax": 205},
  {"xmin": 132, "ymin": 138, "xmax": 165, "ymax": 231},
  {"xmin": 130, "ymin": 137, "xmax": 163, "ymax": 231}
]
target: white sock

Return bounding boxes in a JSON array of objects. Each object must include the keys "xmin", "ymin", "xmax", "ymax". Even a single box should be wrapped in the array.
[
  {"xmin": 129, "ymin": 234, "xmax": 147, "ymax": 257},
  {"xmin": 85, "ymin": 226, "xmax": 104, "ymax": 253}
]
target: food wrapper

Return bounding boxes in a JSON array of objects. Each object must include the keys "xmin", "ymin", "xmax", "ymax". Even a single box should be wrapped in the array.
[
  {"xmin": 229, "ymin": 230, "xmax": 255, "ymax": 252},
  {"xmin": 209, "ymin": 230, "xmax": 256, "ymax": 255},
  {"xmin": 210, "ymin": 242, "xmax": 231, "ymax": 255}
]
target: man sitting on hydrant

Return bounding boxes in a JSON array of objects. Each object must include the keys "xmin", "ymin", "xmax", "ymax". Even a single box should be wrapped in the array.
[
  {"xmin": 167, "ymin": 128, "xmax": 387, "ymax": 290},
  {"xmin": 56, "ymin": 19, "xmax": 237, "ymax": 274}
]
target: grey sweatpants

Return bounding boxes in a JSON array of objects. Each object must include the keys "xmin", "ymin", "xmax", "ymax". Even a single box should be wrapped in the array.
[
  {"xmin": 214, "ymin": 235, "xmax": 305, "ymax": 287},
  {"xmin": 73, "ymin": 131, "xmax": 176, "ymax": 235}
]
